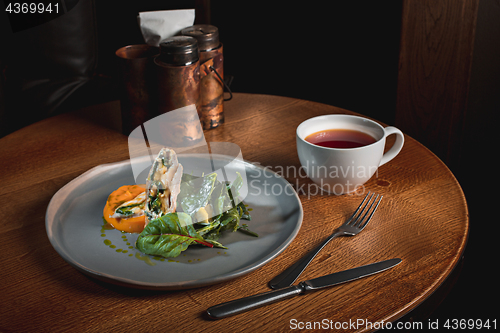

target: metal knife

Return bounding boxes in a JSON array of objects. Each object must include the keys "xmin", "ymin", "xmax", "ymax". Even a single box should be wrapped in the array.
[{"xmin": 206, "ymin": 258, "xmax": 402, "ymax": 319}]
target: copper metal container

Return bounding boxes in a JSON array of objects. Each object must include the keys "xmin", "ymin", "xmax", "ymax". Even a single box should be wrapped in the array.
[
  {"xmin": 115, "ymin": 44, "xmax": 159, "ymax": 135},
  {"xmin": 182, "ymin": 25, "xmax": 224, "ymax": 130},
  {"xmin": 154, "ymin": 36, "xmax": 201, "ymax": 115}
]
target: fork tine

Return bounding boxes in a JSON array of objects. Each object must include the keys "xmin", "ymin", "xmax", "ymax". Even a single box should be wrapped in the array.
[
  {"xmin": 357, "ymin": 194, "xmax": 383, "ymax": 229},
  {"xmin": 345, "ymin": 192, "xmax": 372, "ymax": 226},
  {"xmin": 350, "ymin": 193, "xmax": 375, "ymax": 227}
]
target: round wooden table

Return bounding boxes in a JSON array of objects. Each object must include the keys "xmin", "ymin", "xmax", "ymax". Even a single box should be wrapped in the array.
[{"xmin": 0, "ymin": 93, "xmax": 468, "ymax": 332}]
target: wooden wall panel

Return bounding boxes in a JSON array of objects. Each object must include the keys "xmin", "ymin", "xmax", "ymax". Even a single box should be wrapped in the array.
[{"xmin": 395, "ymin": 0, "xmax": 479, "ymax": 170}]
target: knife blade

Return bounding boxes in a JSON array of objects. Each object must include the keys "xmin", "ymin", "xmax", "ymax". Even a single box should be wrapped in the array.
[{"xmin": 206, "ymin": 258, "xmax": 401, "ymax": 319}]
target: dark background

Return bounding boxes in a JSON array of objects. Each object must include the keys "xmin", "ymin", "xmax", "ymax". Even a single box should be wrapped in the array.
[
  {"xmin": 210, "ymin": 2, "xmax": 402, "ymax": 127},
  {"xmin": 1, "ymin": 0, "xmax": 498, "ymax": 326}
]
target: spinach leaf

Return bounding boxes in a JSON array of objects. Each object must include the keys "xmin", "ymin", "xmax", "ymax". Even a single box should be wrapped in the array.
[
  {"xmin": 204, "ymin": 239, "xmax": 228, "ymax": 249},
  {"xmin": 136, "ymin": 212, "xmax": 212, "ymax": 258},
  {"xmin": 136, "ymin": 233, "xmax": 201, "ymax": 258},
  {"xmin": 238, "ymin": 223, "xmax": 259, "ymax": 237},
  {"xmin": 196, "ymin": 219, "xmax": 221, "ymax": 237}
]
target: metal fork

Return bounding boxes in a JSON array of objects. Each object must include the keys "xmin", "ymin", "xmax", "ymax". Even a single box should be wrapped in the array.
[{"xmin": 268, "ymin": 192, "xmax": 383, "ymax": 290}]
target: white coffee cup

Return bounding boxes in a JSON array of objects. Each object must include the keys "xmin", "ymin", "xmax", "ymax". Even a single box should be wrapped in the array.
[{"xmin": 296, "ymin": 114, "xmax": 404, "ymax": 195}]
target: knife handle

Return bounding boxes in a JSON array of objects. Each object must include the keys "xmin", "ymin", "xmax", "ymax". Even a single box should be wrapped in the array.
[
  {"xmin": 206, "ymin": 285, "xmax": 303, "ymax": 319},
  {"xmin": 269, "ymin": 231, "xmax": 343, "ymax": 289}
]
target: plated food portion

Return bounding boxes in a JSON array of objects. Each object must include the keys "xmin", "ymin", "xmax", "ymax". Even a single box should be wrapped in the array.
[
  {"xmin": 103, "ymin": 148, "xmax": 258, "ymax": 259},
  {"xmin": 45, "ymin": 152, "xmax": 303, "ymax": 289}
]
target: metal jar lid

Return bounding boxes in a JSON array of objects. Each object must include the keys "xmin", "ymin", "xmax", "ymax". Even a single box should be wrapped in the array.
[
  {"xmin": 158, "ymin": 36, "xmax": 199, "ymax": 66},
  {"xmin": 181, "ymin": 25, "xmax": 220, "ymax": 52}
]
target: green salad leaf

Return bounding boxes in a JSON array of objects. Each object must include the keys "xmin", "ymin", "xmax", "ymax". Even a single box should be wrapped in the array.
[{"xmin": 136, "ymin": 213, "xmax": 212, "ymax": 258}]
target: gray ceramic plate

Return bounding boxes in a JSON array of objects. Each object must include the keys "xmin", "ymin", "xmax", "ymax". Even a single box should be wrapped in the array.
[{"xmin": 46, "ymin": 155, "xmax": 303, "ymax": 290}]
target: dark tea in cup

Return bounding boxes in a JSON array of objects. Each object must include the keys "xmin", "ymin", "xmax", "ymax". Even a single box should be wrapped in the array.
[
  {"xmin": 296, "ymin": 114, "xmax": 405, "ymax": 194},
  {"xmin": 305, "ymin": 129, "xmax": 376, "ymax": 149}
]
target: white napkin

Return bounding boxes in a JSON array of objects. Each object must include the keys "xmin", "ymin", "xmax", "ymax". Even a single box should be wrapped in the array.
[{"xmin": 138, "ymin": 9, "xmax": 195, "ymax": 46}]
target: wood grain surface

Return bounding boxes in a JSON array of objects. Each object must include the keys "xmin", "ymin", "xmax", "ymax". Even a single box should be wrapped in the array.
[
  {"xmin": 396, "ymin": 0, "xmax": 479, "ymax": 169},
  {"xmin": 0, "ymin": 93, "xmax": 468, "ymax": 332}
]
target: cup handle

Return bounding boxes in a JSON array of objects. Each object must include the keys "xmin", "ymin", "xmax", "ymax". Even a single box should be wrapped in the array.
[{"xmin": 379, "ymin": 126, "xmax": 404, "ymax": 166}]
